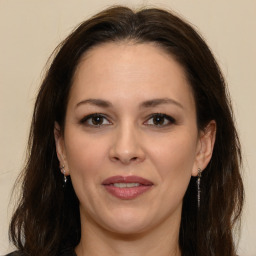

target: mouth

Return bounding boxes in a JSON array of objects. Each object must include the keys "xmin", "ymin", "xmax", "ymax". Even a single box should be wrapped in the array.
[{"xmin": 102, "ymin": 176, "xmax": 153, "ymax": 200}]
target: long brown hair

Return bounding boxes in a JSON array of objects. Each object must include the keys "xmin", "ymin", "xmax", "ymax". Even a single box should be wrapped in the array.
[{"xmin": 10, "ymin": 6, "xmax": 244, "ymax": 256}]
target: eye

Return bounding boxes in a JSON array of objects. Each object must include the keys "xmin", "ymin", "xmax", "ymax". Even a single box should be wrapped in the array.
[
  {"xmin": 80, "ymin": 114, "xmax": 111, "ymax": 127},
  {"xmin": 144, "ymin": 113, "xmax": 175, "ymax": 127}
]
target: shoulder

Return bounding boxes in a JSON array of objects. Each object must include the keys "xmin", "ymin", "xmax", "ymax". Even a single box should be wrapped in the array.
[
  {"xmin": 4, "ymin": 248, "xmax": 76, "ymax": 256},
  {"xmin": 4, "ymin": 251, "xmax": 22, "ymax": 256}
]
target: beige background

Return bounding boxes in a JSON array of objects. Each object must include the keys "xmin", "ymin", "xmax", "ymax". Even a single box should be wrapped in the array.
[{"xmin": 0, "ymin": 0, "xmax": 255, "ymax": 255}]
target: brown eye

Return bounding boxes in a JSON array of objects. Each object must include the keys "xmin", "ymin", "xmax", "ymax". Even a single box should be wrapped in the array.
[
  {"xmin": 80, "ymin": 114, "xmax": 111, "ymax": 127},
  {"xmin": 91, "ymin": 116, "xmax": 104, "ymax": 125},
  {"xmin": 152, "ymin": 115, "xmax": 165, "ymax": 125},
  {"xmin": 145, "ymin": 113, "xmax": 175, "ymax": 127}
]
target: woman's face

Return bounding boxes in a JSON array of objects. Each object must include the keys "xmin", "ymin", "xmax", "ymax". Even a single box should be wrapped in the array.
[{"xmin": 55, "ymin": 42, "xmax": 214, "ymax": 235}]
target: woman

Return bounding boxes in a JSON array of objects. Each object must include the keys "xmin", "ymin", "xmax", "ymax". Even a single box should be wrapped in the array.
[{"xmin": 7, "ymin": 6, "xmax": 243, "ymax": 256}]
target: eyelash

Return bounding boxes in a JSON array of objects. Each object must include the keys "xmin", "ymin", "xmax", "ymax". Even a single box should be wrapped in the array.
[
  {"xmin": 144, "ymin": 113, "xmax": 176, "ymax": 127},
  {"xmin": 79, "ymin": 113, "xmax": 176, "ymax": 128},
  {"xmin": 80, "ymin": 113, "xmax": 111, "ymax": 127}
]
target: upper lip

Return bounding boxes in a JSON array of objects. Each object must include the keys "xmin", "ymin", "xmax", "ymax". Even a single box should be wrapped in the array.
[{"xmin": 102, "ymin": 175, "xmax": 153, "ymax": 186}]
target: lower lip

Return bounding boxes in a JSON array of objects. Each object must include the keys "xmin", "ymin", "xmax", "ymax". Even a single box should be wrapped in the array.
[{"xmin": 103, "ymin": 185, "xmax": 153, "ymax": 200}]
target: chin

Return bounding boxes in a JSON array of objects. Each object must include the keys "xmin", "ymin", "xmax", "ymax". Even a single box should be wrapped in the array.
[
  {"xmin": 100, "ymin": 208, "xmax": 154, "ymax": 235},
  {"xmin": 105, "ymin": 221, "xmax": 151, "ymax": 236}
]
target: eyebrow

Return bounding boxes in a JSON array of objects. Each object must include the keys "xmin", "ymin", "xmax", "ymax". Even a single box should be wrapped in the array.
[
  {"xmin": 139, "ymin": 98, "xmax": 184, "ymax": 109},
  {"xmin": 76, "ymin": 99, "xmax": 113, "ymax": 108},
  {"xmin": 75, "ymin": 98, "xmax": 183, "ymax": 109}
]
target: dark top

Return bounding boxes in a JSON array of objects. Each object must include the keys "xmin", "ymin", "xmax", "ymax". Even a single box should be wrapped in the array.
[{"xmin": 5, "ymin": 247, "xmax": 76, "ymax": 256}]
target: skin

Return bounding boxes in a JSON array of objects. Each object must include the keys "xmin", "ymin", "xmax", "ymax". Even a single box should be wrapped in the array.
[{"xmin": 55, "ymin": 42, "xmax": 216, "ymax": 256}]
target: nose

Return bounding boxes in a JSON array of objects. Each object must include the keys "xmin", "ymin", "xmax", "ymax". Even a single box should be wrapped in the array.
[{"xmin": 109, "ymin": 124, "xmax": 146, "ymax": 165}]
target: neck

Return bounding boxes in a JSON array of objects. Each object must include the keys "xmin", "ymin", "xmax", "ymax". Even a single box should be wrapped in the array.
[{"xmin": 75, "ymin": 208, "xmax": 182, "ymax": 256}]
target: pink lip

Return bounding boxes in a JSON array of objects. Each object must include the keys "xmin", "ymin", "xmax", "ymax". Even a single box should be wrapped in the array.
[{"xmin": 102, "ymin": 176, "xmax": 153, "ymax": 200}]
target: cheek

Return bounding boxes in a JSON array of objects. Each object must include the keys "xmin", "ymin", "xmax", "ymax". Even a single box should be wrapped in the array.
[
  {"xmin": 64, "ymin": 131, "xmax": 109, "ymax": 182},
  {"xmin": 64, "ymin": 132, "xmax": 111, "ymax": 212},
  {"xmin": 148, "ymin": 132, "xmax": 197, "ymax": 213},
  {"xmin": 148, "ymin": 130, "xmax": 198, "ymax": 185}
]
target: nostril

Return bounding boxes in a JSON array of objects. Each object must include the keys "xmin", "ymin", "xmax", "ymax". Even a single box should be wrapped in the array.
[
  {"xmin": 112, "ymin": 156, "xmax": 138, "ymax": 162},
  {"xmin": 111, "ymin": 155, "xmax": 140, "ymax": 164}
]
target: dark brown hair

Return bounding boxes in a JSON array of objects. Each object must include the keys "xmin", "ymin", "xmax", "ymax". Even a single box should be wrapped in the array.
[{"xmin": 10, "ymin": 6, "xmax": 243, "ymax": 256}]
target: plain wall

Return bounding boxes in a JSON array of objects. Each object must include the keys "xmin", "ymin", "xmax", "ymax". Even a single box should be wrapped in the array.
[{"xmin": 0, "ymin": 0, "xmax": 255, "ymax": 255}]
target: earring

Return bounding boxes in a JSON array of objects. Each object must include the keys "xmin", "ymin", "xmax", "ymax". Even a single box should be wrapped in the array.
[
  {"xmin": 60, "ymin": 165, "xmax": 67, "ymax": 185},
  {"xmin": 197, "ymin": 168, "xmax": 202, "ymax": 209}
]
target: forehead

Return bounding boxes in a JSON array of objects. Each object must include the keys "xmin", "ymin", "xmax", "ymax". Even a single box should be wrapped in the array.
[{"xmin": 69, "ymin": 42, "xmax": 195, "ymax": 110}]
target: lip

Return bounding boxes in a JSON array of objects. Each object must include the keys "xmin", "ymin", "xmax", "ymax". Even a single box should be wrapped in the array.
[{"xmin": 102, "ymin": 175, "xmax": 154, "ymax": 200}]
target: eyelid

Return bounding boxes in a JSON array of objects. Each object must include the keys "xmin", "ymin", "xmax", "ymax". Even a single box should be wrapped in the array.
[
  {"xmin": 144, "ymin": 113, "xmax": 176, "ymax": 127},
  {"xmin": 80, "ymin": 113, "xmax": 112, "ymax": 127},
  {"xmin": 79, "ymin": 113, "xmax": 175, "ymax": 128}
]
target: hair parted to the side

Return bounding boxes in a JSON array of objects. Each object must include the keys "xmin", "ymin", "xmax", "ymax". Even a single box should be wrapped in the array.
[{"xmin": 9, "ymin": 6, "xmax": 243, "ymax": 256}]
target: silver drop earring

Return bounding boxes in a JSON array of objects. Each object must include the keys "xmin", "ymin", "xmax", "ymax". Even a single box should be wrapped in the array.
[
  {"xmin": 60, "ymin": 165, "xmax": 67, "ymax": 184},
  {"xmin": 197, "ymin": 168, "xmax": 202, "ymax": 208}
]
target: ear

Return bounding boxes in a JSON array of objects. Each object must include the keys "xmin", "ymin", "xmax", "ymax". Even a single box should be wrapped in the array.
[
  {"xmin": 192, "ymin": 120, "xmax": 216, "ymax": 176},
  {"xmin": 54, "ymin": 122, "xmax": 70, "ymax": 175}
]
